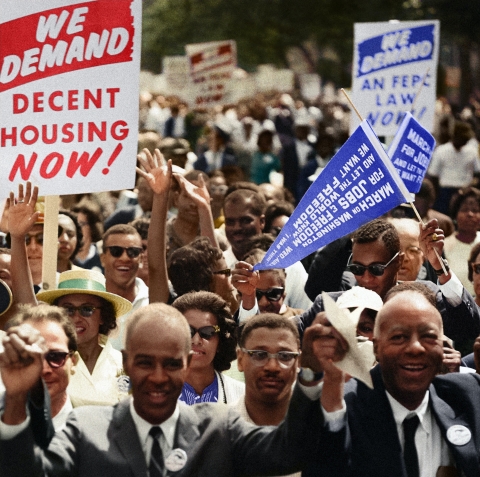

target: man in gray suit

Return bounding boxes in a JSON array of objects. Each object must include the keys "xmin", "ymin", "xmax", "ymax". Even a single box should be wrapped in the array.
[{"xmin": 0, "ymin": 303, "xmax": 323, "ymax": 477}]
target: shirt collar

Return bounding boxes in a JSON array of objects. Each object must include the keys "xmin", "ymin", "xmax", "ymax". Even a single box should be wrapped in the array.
[
  {"xmin": 129, "ymin": 397, "xmax": 179, "ymax": 449},
  {"xmin": 386, "ymin": 389, "xmax": 431, "ymax": 435}
]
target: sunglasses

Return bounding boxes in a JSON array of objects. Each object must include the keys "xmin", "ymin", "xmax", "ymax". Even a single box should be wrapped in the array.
[
  {"xmin": 45, "ymin": 350, "xmax": 74, "ymax": 368},
  {"xmin": 255, "ymin": 287, "xmax": 284, "ymax": 302},
  {"xmin": 189, "ymin": 325, "xmax": 220, "ymax": 340},
  {"xmin": 472, "ymin": 264, "xmax": 480, "ymax": 274},
  {"xmin": 25, "ymin": 233, "xmax": 44, "ymax": 246},
  {"xmin": 347, "ymin": 252, "xmax": 400, "ymax": 277},
  {"xmin": 241, "ymin": 349, "xmax": 300, "ymax": 369},
  {"xmin": 106, "ymin": 246, "xmax": 143, "ymax": 258},
  {"xmin": 213, "ymin": 269, "xmax": 231, "ymax": 277},
  {"xmin": 62, "ymin": 305, "xmax": 101, "ymax": 318}
]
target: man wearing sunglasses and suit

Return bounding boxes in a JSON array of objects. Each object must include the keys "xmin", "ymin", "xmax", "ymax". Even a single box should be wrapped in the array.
[
  {"xmin": 234, "ymin": 218, "xmax": 480, "ymax": 352},
  {"xmin": 100, "ymin": 224, "xmax": 149, "ymax": 349}
]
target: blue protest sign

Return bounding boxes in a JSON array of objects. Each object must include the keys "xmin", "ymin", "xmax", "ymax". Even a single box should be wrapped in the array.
[
  {"xmin": 254, "ymin": 120, "xmax": 411, "ymax": 271},
  {"xmin": 387, "ymin": 111, "xmax": 436, "ymax": 194}
]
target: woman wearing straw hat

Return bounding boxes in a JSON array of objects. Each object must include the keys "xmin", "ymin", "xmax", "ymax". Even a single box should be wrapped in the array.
[{"xmin": 37, "ymin": 269, "xmax": 132, "ymax": 407}]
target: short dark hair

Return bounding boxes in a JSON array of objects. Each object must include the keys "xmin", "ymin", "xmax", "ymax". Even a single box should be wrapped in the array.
[
  {"xmin": 168, "ymin": 237, "xmax": 222, "ymax": 296},
  {"xmin": 172, "ymin": 291, "xmax": 237, "ymax": 371},
  {"xmin": 264, "ymin": 201, "xmax": 294, "ymax": 233},
  {"xmin": 449, "ymin": 186, "xmax": 480, "ymax": 221},
  {"xmin": 130, "ymin": 217, "xmax": 150, "ymax": 241},
  {"xmin": 72, "ymin": 200, "xmax": 104, "ymax": 243},
  {"xmin": 244, "ymin": 249, "xmax": 286, "ymax": 285},
  {"xmin": 6, "ymin": 304, "xmax": 78, "ymax": 352},
  {"xmin": 353, "ymin": 219, "xmax": 400, "ymax": 258},
  {"xmin": 241, "ymin": 233, "xmax": 276, "ymax": 260},
  {"xmin": 383, "ymin": 281, "xmax": 436, "ymax": 307},
  {"xmin": 59, "ymin": 209, "xmax": 83, "ymax": 259},
  {"xmin": 238, "ymin": 313, "xmax": 299, "ymax": 348},
  {"xmin": 224, "ymin": 189, "xmax": 267, "ymax": 217},
  {"xmin": 102, "ymin": 224, "xmax": 141, "ymax": 251}
]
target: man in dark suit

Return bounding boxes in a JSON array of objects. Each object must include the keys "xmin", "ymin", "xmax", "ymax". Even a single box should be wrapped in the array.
[
  {"xmin": 300, "ymin": 282, "xmax": 480, "ymax": 477},
  {"xmin": 0, "ymin": 303, "xmax": 323, "ymax": 477}
]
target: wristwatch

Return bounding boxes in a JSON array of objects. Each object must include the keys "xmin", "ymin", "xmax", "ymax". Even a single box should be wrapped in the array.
[
  {"xmin": 298, "ymin": 367, "xmax": 324, "ymax": 383},
  {"xmin": 434, "ymin": 257, "xmax": 450, "ymax": 277}
]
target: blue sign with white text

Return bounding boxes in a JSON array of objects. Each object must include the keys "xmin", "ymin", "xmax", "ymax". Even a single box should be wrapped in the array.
[
  {"xmin": 255, "ymin": 121, "xmax": 410, "ymax": 270},
  {"xmin": 387, "ymin": 112, "xmax": 436, "ymax": 194},
  {"xmin": 357, "ymin": 24, "xmax": 435, "ymax": 78}
]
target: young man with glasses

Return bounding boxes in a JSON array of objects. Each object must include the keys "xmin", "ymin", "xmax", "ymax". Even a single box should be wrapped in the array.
[{"xmin": 234, "ymin": 313, "xmax": 302, "ymax": 477}]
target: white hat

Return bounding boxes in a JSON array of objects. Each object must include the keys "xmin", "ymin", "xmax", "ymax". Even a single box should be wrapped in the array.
[{"xmin": 336, "ymin": 286, "xmax": 383, "ymax": 312}]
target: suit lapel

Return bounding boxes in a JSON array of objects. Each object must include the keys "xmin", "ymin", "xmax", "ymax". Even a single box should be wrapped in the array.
[
  {"xmin": 111, "ymin": 400, "xmax": 148, "ymax": 477},
  {"xmin": 429, "ymin": 385, "xmax": 479, "ymax": 477}
]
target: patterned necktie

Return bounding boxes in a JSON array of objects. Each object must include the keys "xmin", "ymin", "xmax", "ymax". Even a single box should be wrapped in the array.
[
  {"xmin": 149, "ymin": 426, "xmax": 164, "ymax": 477},
  {"xmin": 403, "ymin": 414, "xmax": 420, "ymax": 477}
]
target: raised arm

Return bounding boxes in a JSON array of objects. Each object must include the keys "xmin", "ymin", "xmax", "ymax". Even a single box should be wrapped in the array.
[
  {"xmin": 172, "ymin": 172, "xmax": 219, "ymax": 248},
  {"xmin": 136, "ymin": 148, "xmax": 172, "ymax": 303},
  {"xmin": 6, "ymin": 182, "xmax": 39, "ymax": 307}
]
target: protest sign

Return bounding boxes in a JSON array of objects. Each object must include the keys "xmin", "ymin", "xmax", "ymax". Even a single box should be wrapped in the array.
[
  {"xmin": 0, "ymin": 0, "xmax": 142, "ymax": 199},
  {"xmin": 351, "ymin": 20, "xmax": 440, "ymax": 137},
  {"xmin": 185, "ymin": 40, "xmax": 236, "ymax": 108},
  {"xmin": 387, "ymin": 112, "xmax": 436, "ymax": 194},
  {"xmin": 255, "ymin": 120, "xmax": 411, "ymax": 271}
]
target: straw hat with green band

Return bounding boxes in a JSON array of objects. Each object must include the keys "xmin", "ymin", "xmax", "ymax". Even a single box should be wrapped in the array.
[{"xmin": 36, "ymin": 269, "xmax": 132, "ymax": 318}]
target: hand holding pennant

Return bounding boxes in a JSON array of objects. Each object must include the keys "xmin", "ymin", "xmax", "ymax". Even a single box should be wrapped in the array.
[
  {"xmin": 322, "ymin": 293, "xmax": 375, "ymax": 388},
  {"xmin": 254, "ymin": 119, "xmax": 412, "ymax": 271}
]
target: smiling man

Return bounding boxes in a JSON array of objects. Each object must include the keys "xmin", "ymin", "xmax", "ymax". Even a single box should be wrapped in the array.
[
  {"xmin": 0, "ymin": 303, "xmax": 326, "ymax": 477},
  {"xmin": 100, "ymin": 224, "xmax": 149, "ymax": 349},
  {"xmin": 300, "ymin": 283, "xmax": 480, "ymax": 477}
]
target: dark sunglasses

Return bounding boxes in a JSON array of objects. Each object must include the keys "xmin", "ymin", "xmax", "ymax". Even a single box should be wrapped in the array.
[
  {"xmin": 25, "ymin": 233, "xmax": 44, "ymax": 246},
  {"xmin": 62, "ymin": 305, "xmax": 101, "ymax": 318},
  {"xmin": 45, "ymin": 350, "xmax": 74, "ymax": 368},
  {"xmin": 106, "ymin": 246, "xmax": 143, "ymax": 258},
  {"xmin": 255, "ymin": 287, "xmax": 284, "ymax": 302},
  {"xmin": 189, "ymin": 325, "xmax": 220, "ymax": 340},
  {"xmin": 472, "ymin": 264, "xmax": 480, "ymax": 274},
  {"xmin": 213, "ymin": 268, "xmax": 231, "ymax": 277},
  {"xmin": 347, "ymin": 252, "xmax": 399, "ymax": 277}
]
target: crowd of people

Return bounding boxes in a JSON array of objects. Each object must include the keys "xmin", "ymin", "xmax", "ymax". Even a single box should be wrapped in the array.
[{"xmin": 1, "ymin": 88, "xmax": 480, "ymax": 476}]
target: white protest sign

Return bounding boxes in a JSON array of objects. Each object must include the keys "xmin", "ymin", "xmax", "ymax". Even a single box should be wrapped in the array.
[
  {"xmin": 351, "ymin": 20, "xmax": 440, "ymax": 137},
  {"xmin": 185, "ymin": 40, "xmax": 236, "ymax": 108},
  {"xmin": 0, "ymin": 0, "xmax": 142, "ymax": 199}
]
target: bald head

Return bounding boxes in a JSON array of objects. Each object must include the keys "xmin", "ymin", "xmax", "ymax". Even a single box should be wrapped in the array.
[{"xmin": 125, "ymin": 303, "xmax": 191, "ymax": 353}]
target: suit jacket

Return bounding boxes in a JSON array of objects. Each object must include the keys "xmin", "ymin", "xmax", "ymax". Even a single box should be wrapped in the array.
[
  {"xmin": 294, "ymin": 282, "xmax": 480, "ymax": 345},
  {"xmin": 193, "ymin": 149, "xmax": 237, "ymax": 173},
  {"xmin": 0, "ymin": 386, "xmax": 322, "ymax": 477},
  {"xmin": 303, "ymin": 366, "xmax": 480, "ymax": 477}
]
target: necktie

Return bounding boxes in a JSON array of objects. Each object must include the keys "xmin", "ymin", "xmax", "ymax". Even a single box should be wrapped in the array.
[
  {"xmin": 149, "ymin": 426, "xmax": 164, "ymax": 477},
  {"xmin": 403, "ymin": 414, "xmax": 420, "ymax": 477}
]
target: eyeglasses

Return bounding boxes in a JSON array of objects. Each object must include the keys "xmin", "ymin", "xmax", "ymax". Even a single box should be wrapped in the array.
[
  {"xmin": 106, "ymin": 246, "xmax": 143, "ymax": 258},
  {"xmin": 472, "ymin": 264, "xmax": 480, "ymax": 274},
  {"xmin": 45, "ymin": 350, "xmax": 74, "ymax": 368},
  {"xmin": 213, "ymin": 269, "xmax": 231, "ymax": 277},
  {"xmin": 347, "ymin": 252, "xmax": 400, "ymax": 277},
  {"xmin": 25, "ymin": 233, "xmax": 44, "ymax": 246},
  {"xmin": 404, "ymin": 245, "xmax": 422, "ymax": 258},
  {"xmin": 189, "ymin": 325, "xmax": 220, "ymax": 340},
  {"xmin": 62, "ymin": 305, "xmax": 101, "ymax": 318},
  {"xmin": 255, "ymin": 287, "xmax": 284, "ymax": 302},
  {"xmin": 241, "ymin": 349, "xmax": 300, "ymax": 368}
]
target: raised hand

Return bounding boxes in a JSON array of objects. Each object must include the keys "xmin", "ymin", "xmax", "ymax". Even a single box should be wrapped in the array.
[
  {"xmin": 0, "ymin": 324, "xmax": 46, "ymax": 400},
  {"xmin": 231, "ymin": 261, "xmax": 259, "ymax": 308},
  {"xmin": 6, "ymin": 182, "xmax": 40, "ymax": 238},
  {"xmin": 173, "ymin": 172, "xmax": 211, "ymax": 209},
  {"xmin": 419, "ymin": 218, "xmax": 445, "ymax": 268},
  {"xmin": 136, "ymin": 148, "xmax": 172, "ymax": 196}
]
